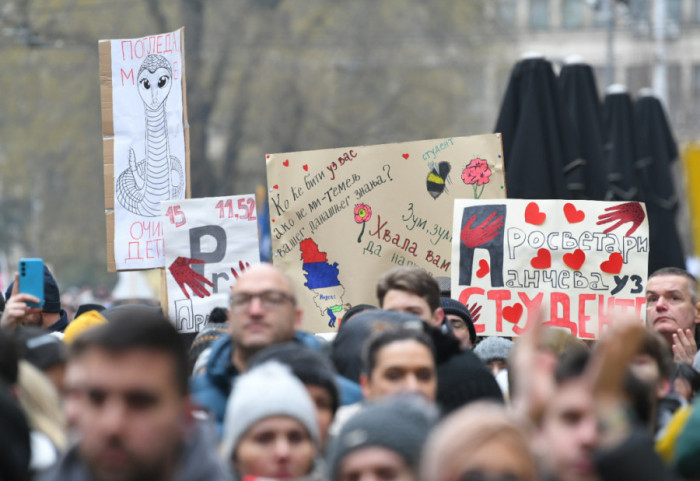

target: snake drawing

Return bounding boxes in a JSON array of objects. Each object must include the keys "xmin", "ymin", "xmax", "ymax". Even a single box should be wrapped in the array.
[{"xmin": 116, "ymin": 54, "xmax": 184, "ymax": 217}]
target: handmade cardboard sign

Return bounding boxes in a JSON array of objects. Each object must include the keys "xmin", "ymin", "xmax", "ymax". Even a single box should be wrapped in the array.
[
  {"xmin": 267, "ymin": 134, "xmax": 506, "ymax": 333},
  {"xmin": 451, "ymin": 199, "xmax": 649, "ymax": 339},
  {"xmin": 162, "ymin": 195, "xmax": 260, "ymax": 333},
  {"xmin": 99, "ymin": 28, "xmax": 190, "ymax": 271}
]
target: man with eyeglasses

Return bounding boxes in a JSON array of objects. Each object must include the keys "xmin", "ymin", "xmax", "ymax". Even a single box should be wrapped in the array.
[{"xmin": 190, "ymin": 263, "xmax": 361, "ymax": 434}]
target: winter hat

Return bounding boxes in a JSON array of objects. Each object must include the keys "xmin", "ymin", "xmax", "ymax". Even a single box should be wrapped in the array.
[
  {"xmin": 249, "ymin": 342, "xmax": 340, "ymax": 413},
  {"xmin": 328, "ymin": 395, "xmax": 438, "ymax": 481},
  {"xmin": 74, "ymin": 303, "xmax": 105, "ymax": 318},
  {"xmin": 436, "ymin": 349, "xmax": 504, "ymax": 417},
  {"xmin": 63, "ymin": 310, "xmax": 108, "ymax": 344},
  {"xmin": 5, "ymin": 265, "xmax": 61, "ymax": 313},
  {"xmin": 188, "ymin": 324, "xmax": 228, "ymax": 372},
  {"xmin": 474, "ymin": 337, "xmax": 514, "ymax": 364},
  {"xmin": 220, "ymin": 361, "xmax": 319, "ymax": 462},
  {"xmin": 338, "ymin": 304, "xmax": 377, "ymax": 330},
  {"xmin": 13, "ymin": 327, "xmax": 67, "ymax": 371},
  {"xmin": 331, "ymin": 309, "xmax": 422, "ymax": 383},
  {"xmin": 440, "ymin": 297, "xmax": 476, "ymax": 345}
]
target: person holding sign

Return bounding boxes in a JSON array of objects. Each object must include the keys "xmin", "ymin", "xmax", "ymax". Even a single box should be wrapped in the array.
[{"xmin": 645, "ymin": 267, "xmax": 700, "ymax": 364}]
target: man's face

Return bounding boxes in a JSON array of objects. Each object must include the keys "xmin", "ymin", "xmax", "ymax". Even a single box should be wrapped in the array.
[
  {"xmin": 381, "ymin": 289, "xmax": 442, "ymax": 327},
  {"xmin": 537, "ymin": 379, "xmax": 599, "ymax": 481},
  {"xmin": 305, "ymin": 384, "xmax": 334, "ymax": 450},
  {"xmin": 646, "ymin": 274, "xmax": 700, "ymax": 344},
  {"xmin": 361, "ymin": 339, "xmax": 437, "ymax": 402},
  {"xmin": 229, "ymin": 265, "xmax": 301, "ymax": 353},
  {"xmin": 337, "ymin": 446, "xmax": 415, "ymax": 481},
  {"xmin": 78, "ymin": 348, "xmax": 188, "ymax": 481},
  {"xmin": 445, "ymin": 313, "xmax": 472, "ymax": 349}
]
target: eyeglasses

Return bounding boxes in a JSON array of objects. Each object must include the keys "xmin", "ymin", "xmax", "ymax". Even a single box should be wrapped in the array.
[{"xmin": 230, "ymin": 290, "xmax": 296, "ymax": 311}]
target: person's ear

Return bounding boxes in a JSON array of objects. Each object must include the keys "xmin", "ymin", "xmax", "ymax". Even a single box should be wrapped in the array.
[{"xmin": 432, "ymin": 307, "xmax": 445, "ymax": 328}]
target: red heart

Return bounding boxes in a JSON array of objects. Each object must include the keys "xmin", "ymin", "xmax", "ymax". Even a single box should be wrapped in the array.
[
  {"xmin": 476, "ymin": 259, "xmax": 490, "ymax": 278},
  {"xmin": 563, "ymin": 203, "xmax": 585, "ymax": 223},
  {"xmin": 283, "ymin": 159, "xmax": 289, "ymax": 167},
  {"xmin": 503, "ymin": 303, "xmax": 523, "ymax": 324},
  {"xmin": 530, "ymin": 248, "xmax": 551, "ymax": 269},
  {"xmin": 273, "ymin": 185, "xmax": 279, "ymax": 190},
  {"xmin": 402, "ymin": 153, "xmax": 409, "ymax": 159},
  {"xmin": 266, "ymin": 155, "xmax": 270, "ymax": 159},
  {"xmin": 601, "ymin": 252, "xmax": 623, "ymax": 274},
  {"xmin": 524, "ymin": 202, "xmax": 546, "ymax": 225},
  {"xmin": 271, "ymin": 219, "xmax": 275, "ymax": 223},
  {"xmin": 303, "ymin": 164, "xmax": 309, "ymax": 171},
  {"xmin": 563, "ymin": 249, "xmax": 586, "ymax": 270}
]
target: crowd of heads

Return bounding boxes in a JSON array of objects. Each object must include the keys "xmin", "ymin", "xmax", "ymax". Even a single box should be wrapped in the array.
[{"xmin": 2, "ymin": 262, "xmax": 700, "ymax": 481}]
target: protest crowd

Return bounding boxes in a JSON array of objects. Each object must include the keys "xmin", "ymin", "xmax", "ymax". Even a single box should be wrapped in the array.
[{"xmin": 2, "ymin": 259, "xmax": 700, "ymax": 481}]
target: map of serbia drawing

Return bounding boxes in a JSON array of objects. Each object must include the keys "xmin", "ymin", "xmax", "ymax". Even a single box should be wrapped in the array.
[{"xmin": 299, "ymin": 238, "xmax": 345, "ymax": 328}]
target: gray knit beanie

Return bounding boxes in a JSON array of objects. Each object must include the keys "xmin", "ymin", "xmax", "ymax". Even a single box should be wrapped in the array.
[
  {"xmin": 473, "ymin": 336, "xmax": 514, "ymax": 364},
  {"xmin": 220, "ymin": 361, "xmax": 320, "ymax": 462},
  {"xmin": 327, "ymin": 395, "xmax": 438, "ymax": 481}
]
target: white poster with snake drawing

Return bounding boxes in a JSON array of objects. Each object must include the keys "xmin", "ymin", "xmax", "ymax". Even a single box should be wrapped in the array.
[{"xmin": 101, "ymin": 28, "xmax": 188, "ymax": 270}]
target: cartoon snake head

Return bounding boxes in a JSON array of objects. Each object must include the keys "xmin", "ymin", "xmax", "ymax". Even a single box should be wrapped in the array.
[{"xmin": 137, "ymin": 54, "xmax": 173, "ymax": 110}]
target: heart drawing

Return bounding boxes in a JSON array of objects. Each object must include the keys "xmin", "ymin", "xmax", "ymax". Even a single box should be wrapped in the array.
[
  {"xmin": 563, "ymin": 249, "xmax": 586, "ymax": 270},
  {"xmin": 563, "ymin": 203, "xmax": 585, "ymax": 223},
  {"xmin": 283, "ymin": 159, "xmax": 290, "ymax": 167},
  {"xmin": 600, "ymin": 252, "xmax": 623, "ymax": 274},
  {"xmin": 476, "ymin": 259, "xmax": 490, "ymax": 278},
  {"xmin": 303, "ymin": 164, "xmax": 309, "ymax": 171},
  {"xmin": 503, "ymin": 303, "xmax": 523, "ymax": 324},
  {"xmin": 525, "ymin": 202, "xmax": 546, "ymax": 225},
  {"xmin": 402, "ymin": 153, "xmax": 410, "ymax": 159},
  {"xmin": 530, "ymin": 248, "xmax": 552, "ymax": 269}
]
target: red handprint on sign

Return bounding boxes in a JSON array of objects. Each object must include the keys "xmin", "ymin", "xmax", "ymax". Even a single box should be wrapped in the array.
[
  {"xmin": 169, "ymin": 257, "xmax": 214, "ymax": 299},
  {"xmin": 596, "ymin": 202, "xmax": 645, "ymax": 237},
  {"xmin": 231, "ymin": 261, "xmax": 251, "ymax": 280},
  {"xmin": 460, "ymin": 211, "xmax": 505, "ymax": 249},
  {"xmin": 466, "ymin": 303, "xmax": 482, "ymax": 323}
]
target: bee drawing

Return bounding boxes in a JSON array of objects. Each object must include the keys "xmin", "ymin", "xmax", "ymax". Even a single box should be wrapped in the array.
[{"xmin": 426, "ymin": 161, "xmax": 451, "ymax": 199}]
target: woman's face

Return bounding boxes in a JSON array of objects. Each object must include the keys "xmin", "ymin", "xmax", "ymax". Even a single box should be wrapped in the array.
[{"xmin": 235, "ymin": 416, "xmax": 316, "ymax": 479}]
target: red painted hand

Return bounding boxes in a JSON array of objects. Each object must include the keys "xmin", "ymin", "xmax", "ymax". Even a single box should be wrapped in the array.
[
  {"xmin": 231, "ymin": 260, "xmax": 251, "ymax": 280},
  {"xmin": 460, "ymin": 212, "xmax": 505, "ymax": 248},
  {"xmin": 169, "ymin": 257, "xmax": 213, "ymax": 299},
  {"xmin": 596, "ymin": 202, "xmax": 645, "ymax": 237}
]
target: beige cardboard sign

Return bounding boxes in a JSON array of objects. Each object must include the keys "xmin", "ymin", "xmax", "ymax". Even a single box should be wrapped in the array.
[
  {"xmin": 451, "ymin": 199, "xmax": 649, "ymax": 339},
  {"xmin": 267, "ymin": 134, "xmax": 506, "ymax": 333},
  {"xmin": 99, "ymin": 28, "xmax": 190, "ymax": 271}
]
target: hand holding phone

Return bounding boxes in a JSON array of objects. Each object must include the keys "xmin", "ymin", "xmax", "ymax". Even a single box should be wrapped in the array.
[
  {"xmin": 0, "ymin": 259, "xmax": 44, "ymax": 329},
  {"xmin": 19, "ymin": 258, "xmax": 44, "ymax": 309}
]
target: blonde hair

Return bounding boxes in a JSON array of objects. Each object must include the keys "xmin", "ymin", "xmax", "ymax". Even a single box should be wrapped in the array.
[{"xmin": 17, "ymin": 361, "xmax": 67, "ymax": 452}]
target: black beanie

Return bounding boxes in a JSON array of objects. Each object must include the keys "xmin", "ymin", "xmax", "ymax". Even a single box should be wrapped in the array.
[
  {"xmin": 440, "ymin": 297, "xmax": 477, "ymax": 345},
  {"xmin": 5, "ymin": 265, "xmax": 61, "ymax": 313},
  {"xmin": 249, "ymin": 342, "xmax": 340, "ymax": 413},
  {"xmin": 436, "ymin": 349, "xmax": 504, "ymax": 417},
  {"xmin": 328, "ymin": 395, "xmax": 438, "ymax": 481}
]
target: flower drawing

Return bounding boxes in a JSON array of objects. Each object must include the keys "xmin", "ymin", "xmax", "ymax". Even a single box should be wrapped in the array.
[
  {"xmin": 462, "ymin": 157, "xmax": 492, "ymax": 199},
  {"xmin": 354, "ymin": 204, "xmax": 372, "ymax": 243}
]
